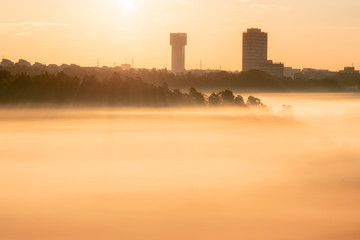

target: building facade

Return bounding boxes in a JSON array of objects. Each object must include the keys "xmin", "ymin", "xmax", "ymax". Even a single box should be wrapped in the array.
[
  {"xmin": 242, "ymin": 28, "xmax": 284, "ymax": 77},
  {"xmin": 242, "ymin": 28, "xmax": 268, "ymax": 72},
  {"xmin": 170, "ymin": 33, "xmax": 187, "ymax": 74},
  {"xmin": 340, "ymin": 67, "xmax": 359, "ymax": 74},
  {"xmin": 284, "ymin": 67, "xmax": 301, "ymax": 79},
  {"xmin": 260, "ymin": 60, "xmax": 284, "ymax": 78}
]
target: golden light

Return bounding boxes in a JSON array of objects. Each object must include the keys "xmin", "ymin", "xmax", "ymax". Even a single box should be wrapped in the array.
[{"xmin": 117, "ymin": 0, "xmax": 139, "ymax": 12}]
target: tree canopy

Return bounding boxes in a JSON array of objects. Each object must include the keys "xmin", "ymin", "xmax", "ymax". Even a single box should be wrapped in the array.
[{"xmin": 0, "ymin": 70, "xmax": 268, "ymax": 109}]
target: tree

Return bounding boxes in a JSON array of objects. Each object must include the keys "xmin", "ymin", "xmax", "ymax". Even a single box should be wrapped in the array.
[
  {"xmin": 218, "ymin": 90, "xmax": 235, "ymax": 105},
  {"xmin": 208, "ymin": 93, "xmax": 221, "ymax": 106},
  {"xmin": 189, "ymin": 87, "xmax": 205, "ymax": 105},
  {"xmin": 234, "ymin": 95, "xmax": 245, "ymax": 106},
  {"xmin": 246, "ymin": 96, "xmax": 267, "ymax": 109}
]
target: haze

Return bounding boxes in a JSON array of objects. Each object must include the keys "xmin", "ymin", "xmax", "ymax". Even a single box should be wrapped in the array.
[
  {"xmin": 1, "ymin": 93, "xmax": 360, "ymax": 240},
  {"xmin": 1, "ymin": 0, "xmax": 360, "ymax": 70}
]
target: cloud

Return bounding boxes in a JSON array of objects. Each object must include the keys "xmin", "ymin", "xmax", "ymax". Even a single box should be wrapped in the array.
[{"xmin": 0, "ymin": 22, "xmax": 67, "ymax": 37}]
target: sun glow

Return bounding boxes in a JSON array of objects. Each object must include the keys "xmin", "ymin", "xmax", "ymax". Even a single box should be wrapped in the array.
[{"xmin": 117, "ymin": 0, "xmax": 139, "ymax": 12}]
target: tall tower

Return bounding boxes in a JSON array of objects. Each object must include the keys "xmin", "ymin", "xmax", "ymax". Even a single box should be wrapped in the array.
[
  {"xmin": 170, "ymin": 33, "xmax": 187, "ymax": 74},
  {"xmin": 242, "ymin": 28, "xmax": 268, "ymax": 72}
]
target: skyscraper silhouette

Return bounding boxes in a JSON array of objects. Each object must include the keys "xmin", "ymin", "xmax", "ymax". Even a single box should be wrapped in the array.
[
  {"xmin": 242, "ymin": 28, "xmax": 284, "ymax": 77},
  {"xmin": 170, "ymin": 33, "xmax": 187, "ymax": 74},
  {"xmin": 242, "ymin": 28, "xmax": 268, "ymax": 72}
]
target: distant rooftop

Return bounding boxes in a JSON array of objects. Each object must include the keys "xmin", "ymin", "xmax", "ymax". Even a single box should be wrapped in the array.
[
  {"xmin": 245, "ymin": 28, "xmax": 264, "ymax": 33},
  {"xmin": 170, "ymin": 33, "xmax": 187, "ymax": 45},
  {"xmin": 170, "ymin": 33, "xmax": 187, "ymax": 36}
]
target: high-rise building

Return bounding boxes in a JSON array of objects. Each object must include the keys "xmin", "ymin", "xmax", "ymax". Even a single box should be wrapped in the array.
[
  {"xmin": 242, "ymin": 28, "xmax": 284, "ymax": 77},
  {"xmin": 242, "ymin": 28, "xmax": 267, "ymax": 72},
  {"xmin": 170, "ymin": 33, "xmax": 187, "ymax": 74}
]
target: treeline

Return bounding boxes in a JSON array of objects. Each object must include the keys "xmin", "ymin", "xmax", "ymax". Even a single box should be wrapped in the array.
[
  {"xmin": 0, "ymin": 70, "xmax": 267, "ymax": 108},
  {"xmin": 2, "ymin": 65, "xmax": 359, "ymax": 92},
  {"xmin": 164, "ymin": 70, "xmax": 356, "ymax": 92}
]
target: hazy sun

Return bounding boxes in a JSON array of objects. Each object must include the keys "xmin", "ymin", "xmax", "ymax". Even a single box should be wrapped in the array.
[{"xmin": 117, "ymin": 0, "xmax": 139, "ymax": 12}]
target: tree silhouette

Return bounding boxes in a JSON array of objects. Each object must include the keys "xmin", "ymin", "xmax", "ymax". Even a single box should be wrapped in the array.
[
  {"xmin": 189, "ymin": 87, "xmax": 205, "ymax": 105},
  {"xmin": 234, "ymin": 95, "xmax": 245, "ymax": 106},
  {"xmin": 208, "ymin": 93, "xmax": 221, "ymax": 106},
  {"xmin": 218, "ymin": 90, "xmax": 235, "ymax": 105},
  {"xmin": 0, "ymin": 70, "xmax": 272, "ymax": 108},
  {"xmin": 246, "ymin": 96, "xmax": 267, "ymax": 109}
]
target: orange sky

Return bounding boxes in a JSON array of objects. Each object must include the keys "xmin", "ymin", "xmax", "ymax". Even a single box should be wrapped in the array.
[{"xmin": 0, "ymin": 0, "xmax": 360, "ymax": 71}]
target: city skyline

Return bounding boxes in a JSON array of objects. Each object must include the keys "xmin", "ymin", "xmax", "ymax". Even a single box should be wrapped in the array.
[{"xmin": 1, "ymin": 0, "xmax": 360, "ymax": 71}]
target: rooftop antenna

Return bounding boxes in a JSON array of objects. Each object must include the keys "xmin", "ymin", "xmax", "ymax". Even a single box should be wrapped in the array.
[{"xmin": 200, "ymin": 60, "xmax": 203, "ymax": 70}]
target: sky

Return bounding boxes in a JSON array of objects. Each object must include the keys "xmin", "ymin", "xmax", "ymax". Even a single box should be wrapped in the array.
[{"xmin": 0, "ymin": 0, "xmax": 360, "ymax": 71}]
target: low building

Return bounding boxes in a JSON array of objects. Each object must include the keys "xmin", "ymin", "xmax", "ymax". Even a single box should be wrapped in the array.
[
  {"xmin": 295, "ymin": 68, "xmax": 336, "ymax": 80},
  {"xmin": 340, "ymin": 67, "xmax": 359, "ymax": 74},
  {"xmin": 259, "ymin": 60, "xmax": 284, "ymax": 78},
  {"xmin": 284, "ymin": 67, "xmax": 301, "ymax": 79}
]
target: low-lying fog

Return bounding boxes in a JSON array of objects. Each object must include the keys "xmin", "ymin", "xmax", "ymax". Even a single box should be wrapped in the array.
[{"xmin": 1, "ymin": 93, "xmax": 360, "ymax": 240}]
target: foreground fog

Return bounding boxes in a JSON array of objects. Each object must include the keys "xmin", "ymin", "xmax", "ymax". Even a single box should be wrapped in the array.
[{"xmin": 1, "ymin": 93, "xmax": 360, "ymax": 240}]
